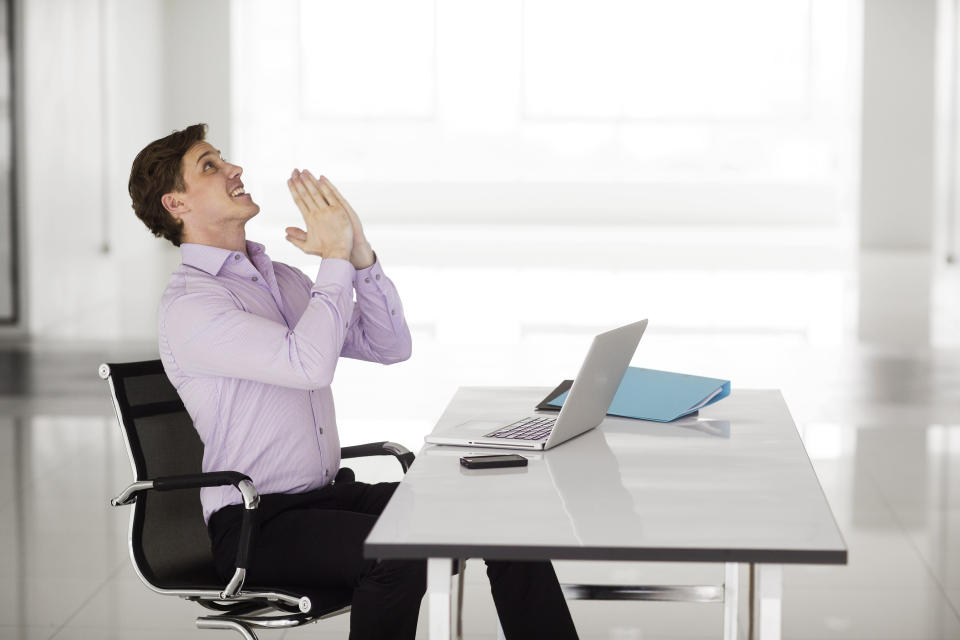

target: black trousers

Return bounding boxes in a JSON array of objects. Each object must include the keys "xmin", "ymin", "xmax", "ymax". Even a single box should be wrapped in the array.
[{"xmin": 209, "ymin": 479, "xmax": 578, "ymax": 640}]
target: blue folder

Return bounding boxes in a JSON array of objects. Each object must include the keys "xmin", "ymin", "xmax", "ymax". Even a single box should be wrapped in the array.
[{"xmin": 544, "ymin": 367, "xmax": 731, "ymax": 423}]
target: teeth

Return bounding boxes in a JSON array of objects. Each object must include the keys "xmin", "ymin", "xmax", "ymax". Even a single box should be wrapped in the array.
[{"xmin": 230, "ymin": 187, "xmax": 246, "ymax": 197}]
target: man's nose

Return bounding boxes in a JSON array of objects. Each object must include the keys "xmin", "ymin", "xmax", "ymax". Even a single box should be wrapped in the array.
[{"xmin": 229, "ymin": 163, "xmax": 243, "ymax": 178}]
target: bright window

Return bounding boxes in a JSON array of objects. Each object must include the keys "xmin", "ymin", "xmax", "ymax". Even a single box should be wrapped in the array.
[{"xmin": 233, "ymin": 0, "xmax": 860, "ymax": 237}]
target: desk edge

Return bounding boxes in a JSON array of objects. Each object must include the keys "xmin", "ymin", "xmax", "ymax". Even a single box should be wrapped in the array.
[{"xmin": 364, "ymin": 542, "xmax": 848, "ymax": 565}]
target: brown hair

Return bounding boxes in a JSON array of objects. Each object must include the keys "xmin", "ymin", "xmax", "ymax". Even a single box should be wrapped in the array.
[{"xmin": 128, "ymin": 123, "xmax": 207, "ymax": 246}]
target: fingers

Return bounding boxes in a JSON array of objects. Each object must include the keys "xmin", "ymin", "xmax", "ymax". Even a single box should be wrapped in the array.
[
  {"xmin": 300, "ymin": 170, "xmax": 339, "ymax": 210},
  {"xmin": 292, "ymin": 169, "xmax": 325, "ymax": 207},
  {"xmin": 303, "ymin": 172, "xmax": 364, "ymax": 234},
  {"xmin": 319, "ymin": 175, "xmax": 359, "ymax": 221},
  {"xmin": 307, "ymin": 172, "xmax": 347, "ymax": 209},
  {"xmin": 287, "ymin": 170, "xmax": 361, "ymax": 252},
  {"xmin": 287, "ymin": 169, "xmax": 329, "ymax": 212},
  {"xmin": 285, "ymin": 226, "xmax": 308, "ymax": 242},
  {"xmin": 285, "ymin": 226, "xmax": 307, "ymax": 250},
  {"xmin": 319, "ymin": 174, "xmax": 346, "ymax": 205},
  {"xmin": 297, "ymin": 170, "xmax": 349, "ymax": 212},
  {"xmin": 287, "ymin": 171, "xmax": 311, "ymax": 215}
]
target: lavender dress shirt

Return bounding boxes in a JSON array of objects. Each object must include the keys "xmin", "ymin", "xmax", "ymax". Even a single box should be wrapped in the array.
[{"xmin": 158, "ymin": 240, "xmax": 411, "ymax": 523}]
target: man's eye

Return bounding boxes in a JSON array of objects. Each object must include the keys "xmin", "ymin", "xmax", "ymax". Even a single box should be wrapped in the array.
[{"xmin": 205, "ymin": 161, "xmax": 216, "ymax": 170}]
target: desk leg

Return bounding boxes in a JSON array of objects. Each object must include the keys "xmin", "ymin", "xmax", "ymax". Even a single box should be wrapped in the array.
[
  {"xmin": 723, "ymin": 562, "xmax": 739, "ymax": 640},
  {"xmin": 753, "ymin": 564, "xmax": 782, "ymax": 640},
  {"xmin": 456, "ymin": 559, "xmax": 465, "ymax": 639},
  {"xmin": 428, "ymin": 558, "xmax": 454, "ymax": 640}
]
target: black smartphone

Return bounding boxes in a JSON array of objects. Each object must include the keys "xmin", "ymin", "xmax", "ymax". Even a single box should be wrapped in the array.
[{"xmin": 460, "ymin": 454, "xmax": 528, "ymax": 469}]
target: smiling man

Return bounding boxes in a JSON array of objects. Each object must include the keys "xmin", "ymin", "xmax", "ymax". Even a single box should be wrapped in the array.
[{"xmin": 127, "ymin": 124, "xmax": 578, "ymax": 640}]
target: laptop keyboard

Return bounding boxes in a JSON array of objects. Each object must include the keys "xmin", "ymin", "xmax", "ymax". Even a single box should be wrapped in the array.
[{"xmin": 484, "ymin": 416, "xmax": 557, "ymax": 441}]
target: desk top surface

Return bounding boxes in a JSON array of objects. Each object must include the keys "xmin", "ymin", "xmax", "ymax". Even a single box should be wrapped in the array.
[{"xmin": 365, "ymin": 388, "xmax": 847, "ymax": 564}]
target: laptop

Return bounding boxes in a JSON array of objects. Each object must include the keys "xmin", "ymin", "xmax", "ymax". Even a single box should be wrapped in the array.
[{"xmin": 425, "ymin": 319, "xmax": 648, "ymax": 451}]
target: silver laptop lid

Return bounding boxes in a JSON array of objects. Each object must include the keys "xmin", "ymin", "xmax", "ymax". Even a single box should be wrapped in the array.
[{"xmin": 543, "ymin": 319, "xmax": 648, "ymax": 449}]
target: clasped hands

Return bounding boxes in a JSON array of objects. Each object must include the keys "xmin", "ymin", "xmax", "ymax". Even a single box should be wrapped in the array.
[{"xmin": 286, "ymin": 169, "xmax": 375, "ymax": 270}]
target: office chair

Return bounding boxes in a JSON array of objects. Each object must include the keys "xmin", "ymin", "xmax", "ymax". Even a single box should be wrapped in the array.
[{"xmin": 101, "ymin": 359, "xmax": 416, "ymax": 640}]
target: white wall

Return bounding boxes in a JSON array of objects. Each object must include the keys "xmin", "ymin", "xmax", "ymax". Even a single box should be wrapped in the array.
[{"xmin": 17, "ymin": 0, "xmax": 231, "ymax": 343}]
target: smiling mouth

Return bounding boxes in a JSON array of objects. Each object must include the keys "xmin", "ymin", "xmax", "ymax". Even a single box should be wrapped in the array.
[{"xmin": 230, "ymin": 187, "xmax": 248, "ymax": 198}]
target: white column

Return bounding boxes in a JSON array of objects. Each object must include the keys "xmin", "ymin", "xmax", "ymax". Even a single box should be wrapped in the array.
[
  {"xmin": 753, "ymin": 564, "xmax": 782, "ymax": 640},
  {"xmin": 427, "ymin": 557, "xmax": 453, "ymax": 640},
  {"xmin": 162, "ymin": 0, "xmax": 233, "ymax": 142},
  {"xmin": 723, "ymin": 562, "xmax": 739, "ymax": 640},
  {"xmin": 859, "ymin": 0, "xmax": 937, "ymax": 345}
]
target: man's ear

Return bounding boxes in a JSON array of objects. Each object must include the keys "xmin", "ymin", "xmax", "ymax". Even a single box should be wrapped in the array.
[{"xmin": 161, "ymin": 192, "xmax": 188, "ymax": 219}]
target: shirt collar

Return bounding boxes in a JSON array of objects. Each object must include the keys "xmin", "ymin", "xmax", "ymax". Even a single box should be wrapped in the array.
[
  {"xmin": 246, "ymin": 239, "xmax": 267, "ymax": 260},
  {"xmin": 180, "ymin": 240, "xmax": 267, "ymax": 276}
]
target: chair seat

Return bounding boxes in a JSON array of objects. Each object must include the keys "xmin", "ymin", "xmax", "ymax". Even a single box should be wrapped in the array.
[
  {"xmin": 146, "ymin": 558, "xmax": 351, "ymax": 616},
  {"xmin": 159, "ymin": 578, "xmax": 352, "ymax": 616},
  {"xmin": 221, "ymin": 585, "xmax": 351, "ymax": 618},
  {"xmin": 263, "ymin": 584, "xmax": 353, "ymax": 615}
]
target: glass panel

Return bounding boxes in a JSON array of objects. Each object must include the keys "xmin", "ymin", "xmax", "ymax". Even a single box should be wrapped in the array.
[{"xmin": 0, "ymin": 0, "xmax": 15, "ymax": 322}]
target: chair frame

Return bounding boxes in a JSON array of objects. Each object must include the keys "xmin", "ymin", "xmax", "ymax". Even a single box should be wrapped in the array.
[{"xmin": 101, "ymin": 360, "xmax": 415, "ymax": 640}]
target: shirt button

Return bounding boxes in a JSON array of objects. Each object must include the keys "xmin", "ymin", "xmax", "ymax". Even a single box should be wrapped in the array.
[
  {"xmin": 344, "ymin": 321, "xmax": 348, "ymax": 328},
  {"xmin": 375, "ymin": 274, "xmax": 381, "ymax": 280},
  {"xmin": 234, "ymin": 254, "xmax": 241, "ymax": 260},
  {"xmin": 252, "ymin": 276, "xmax": 258, "ymax": 282},
  {"xmin": 391, "ymin": 309, "xmax": 396, "ymax": 315},
  {"xmin": 364, "ymin": 277, "xmax": 370, "ymax": 284},
  {"xmin": 319, "ymin": 427, "xmax": 324, "ymax": 434}
]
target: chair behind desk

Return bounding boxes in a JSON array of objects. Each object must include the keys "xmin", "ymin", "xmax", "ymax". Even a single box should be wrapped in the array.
[{"xmin": 101, "ymin": 359, "xmax": 414, "ymax": 640}]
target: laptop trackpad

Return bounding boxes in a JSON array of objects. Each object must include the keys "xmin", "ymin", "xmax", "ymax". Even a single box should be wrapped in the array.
[{"xmin": 447, "ymin": 419, "xmax": 505, "ymax": 435}]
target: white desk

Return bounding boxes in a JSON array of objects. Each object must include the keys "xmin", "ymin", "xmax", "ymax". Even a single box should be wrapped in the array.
[{"xmin": 365, "ymin": 388, "xmax": 847, "ymax": 639}]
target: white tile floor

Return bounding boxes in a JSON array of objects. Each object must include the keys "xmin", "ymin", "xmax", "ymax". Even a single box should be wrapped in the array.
[{"xmin": 1, "ymin": 229, "xmax": 958, "ymax": 639}]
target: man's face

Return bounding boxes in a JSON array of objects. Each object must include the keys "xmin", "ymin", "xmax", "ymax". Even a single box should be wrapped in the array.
[{"xmin": 167, "ymin": 141, "xmax": 260, "ymax": 229}]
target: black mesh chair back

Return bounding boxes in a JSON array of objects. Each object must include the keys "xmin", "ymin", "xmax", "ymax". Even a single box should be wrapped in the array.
[{"xmin": 103, "ymin": 359, "xmax": 223, "ymax": 589}]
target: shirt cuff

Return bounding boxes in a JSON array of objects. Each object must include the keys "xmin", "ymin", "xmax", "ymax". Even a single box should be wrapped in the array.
[
  {"xmin": 316, "ymin": 257, "xmax": 355, "ymax": 282},
  {"xmin": 354, "ymin": 255, "xmax": 386, "ymax": 288},
  {"xmin": 353, "ymin": 251, "xmax": 378, "ymax": 278}
]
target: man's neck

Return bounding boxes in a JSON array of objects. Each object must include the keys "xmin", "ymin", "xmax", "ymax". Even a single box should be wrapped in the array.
[{"xmin": 182, "ymin": 225, "xmax": 248, "ymax": 257}]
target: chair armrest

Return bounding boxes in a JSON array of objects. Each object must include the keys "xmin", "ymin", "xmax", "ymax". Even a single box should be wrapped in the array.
[
  {"xmin": 340, "ymin": 441, "xmax": 416, "ymax": 473},
  {"xmin": 110, "ymin": 471, "xmax": 260, "ymax": 600},
  {"xmin": 110, "ymin": 471, "xmax": 256, "ymax": 506}
]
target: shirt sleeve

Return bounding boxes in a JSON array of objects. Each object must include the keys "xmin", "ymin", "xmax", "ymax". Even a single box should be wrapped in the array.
[
  {"xmin": 342, "ymin": 257, "xmax": 412, "ymax": 364},
  {"xmin": 163, "ymin": 258, "xmax": 356, "ymax": 390}
]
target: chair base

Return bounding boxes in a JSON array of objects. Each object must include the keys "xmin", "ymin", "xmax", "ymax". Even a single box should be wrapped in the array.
[
  {"xmin": 196, "ymin": 605, "xmax": 351, "ymax": 639},
  {"xmin": 196, "ymin": 617, "xmax": 258, "ymax": 640}
]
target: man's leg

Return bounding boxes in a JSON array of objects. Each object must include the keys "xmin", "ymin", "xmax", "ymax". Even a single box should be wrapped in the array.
[
  {"xmin": 349, "ymin": 554, "xmax": 427, "ymax": 640},
  {"xmin": 210, "ymin": 484, "xmax": 426, "ymax": 640},
  {"xmin": 325, "ymin": 481, "xmax": 429, "ymax": 639},
  {"xmin": 485, "ymin": 560, "xmax": 579, "ymax": 640},
  {"xmin": 327, "ymin": 482, "xmax": 578, "ymax": 639}
]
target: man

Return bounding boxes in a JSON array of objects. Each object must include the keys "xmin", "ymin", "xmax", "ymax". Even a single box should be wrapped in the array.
[{"xmin": 128, "ymin": 123, "xmax": 579, "ymax": 640}]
